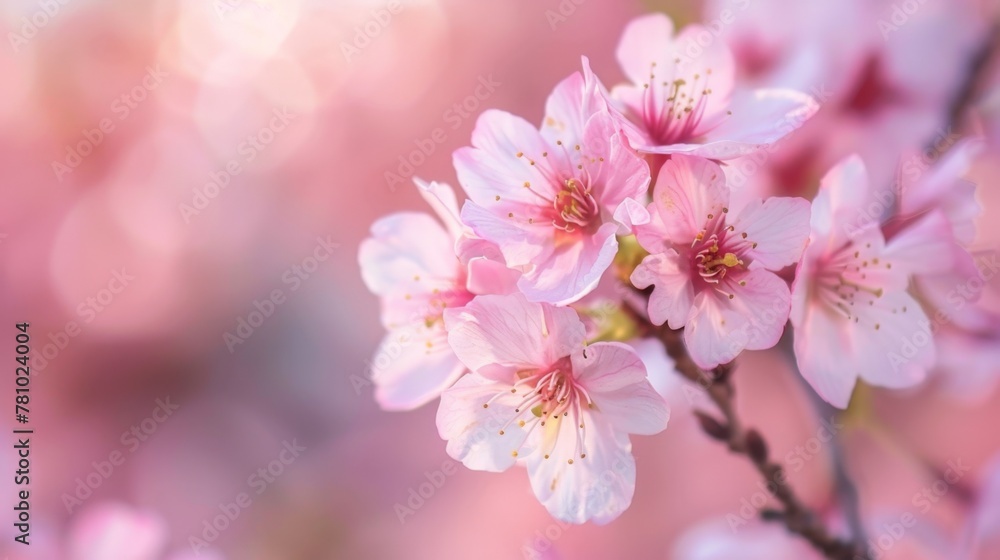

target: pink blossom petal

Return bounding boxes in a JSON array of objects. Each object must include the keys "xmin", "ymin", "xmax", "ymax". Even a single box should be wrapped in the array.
[
  {"xmin": 460, "ymin": 201, "xmax": 548, "ymax": 267},
  {"xmin": 898, "ymin": 138, "xmax": 982, "ymax": 244},
  {"xmin": 542, "ymin": 71, "xmax": 588, "ymax": 147},
  {"xmin": 792, "ymin": 280, "xmax": 933, "ymax": 408},
  {"xmin": 453, "ymin": 110, "xmax": 559, "ymax": 205},
  {"xmin": 884, "ymin": 210, "xmax": 966, "ymax": 277},
  {"xmin": 648, "ymin": 88, "xmax": 819, "ymax": 159},
  {"xmin": 631, "ymin": 250, "xmax": 694, "ymax": 329},
  {"xmin": 436, "ymin": 374, "xmax": 535, "ymax": 472},
  {"xmin": 729, "ymin": 196, "xmax": 811, "ymax": 270},
  {"xmin": 358, "ymin": 213, "xmax": 457, "ymax": 299},
  {"xmin": 526, "ymin": 419, "xmax": 635, "ymax": 524},
  {"xmin": 585, "ymin": 126, "xmax": 650, "ymax": 210},
  {"xmin": 852, "ymin": 290, "xmax": 934, "ymax": 391},
  {"xmin": 646, "ymin": 154, "xmax": 729, "ymax": 244},
  {"xmin": 615, "ymin": 13, "xmax": 676, "ymax": 88},
  {"xmin": 371, "ymin": 329, "xmax": 467, "ymax": 411},
  {"xmin": 812, "ymin": 155, "xmax": 874, "ymax": 246},
  {"xmin": 683, "ymin": 290, "xmax": 747, "ymax": 369},
  {"xmin": 465, "ymin": 256, "xmax": 520, "ymax": 296},
  {"xmin": 613, "ymin": 15, "xmax": 736, "ymax": 148},
  {"xmin": 612, "ymin": 197, "xmax": 651, "ymax": 234},
  {"xmin": 573, "ymin": 342, "xmax": 670, "ymax": 435},
  {"xmin": 683, "ymin": 269, "xmax": 790, "ymax": 369},
  {"xmin": 791, "ymin": 299, "xmax": 858, "ymax": 409},
  {"xmin": 724, "ymin": 269, "xmax": 791, "ymax": 351},
  {"xmin": 443, "ymin": 294, "xmax": 585, "ymax": 376},
  {"xmin": 414, "ymin": 178, "xmax": 464, "ymax": 241},
  {"xmin": 518, "ymin": 222, "xmax": 620, "ymax": 305}
]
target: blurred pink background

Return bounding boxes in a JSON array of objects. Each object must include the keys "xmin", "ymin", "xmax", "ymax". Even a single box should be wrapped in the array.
[{"xmin": 1, "ymin": 0, "xmax": 999, "ymax": 558}]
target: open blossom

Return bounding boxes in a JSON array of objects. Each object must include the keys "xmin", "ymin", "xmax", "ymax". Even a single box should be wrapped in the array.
[
  {"xmin": 454, "ymin": 66, "xmax": 651, "ymax": 305},
  {"xmin": 885, "ymin": 140, "xmax": 984, "ymax": 327},
  {"xmin": 359, "ymin": 179, "xmax": 503, "ymax": 410},
  {"xmin": 790, "ymin": 156, "xmax": 936, "ymax": 408},
  {"xmin": 884, "ymin": 140, "xmax": 1000, "ymax": 400},
  {"xmin": 608, "ymin": 13, "xmax": 818, "ymax": 159},
  {"xmin": 436, "ymin": 294, "xmax": 669, "ymax": 523},
  {"xmin": 631, "ymin": 155, "xmax": 810, "ymax": 369}
]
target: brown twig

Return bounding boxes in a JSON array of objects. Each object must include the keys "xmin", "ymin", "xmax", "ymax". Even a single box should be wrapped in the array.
[
  {"xmin": 621, "ymin": 297, "xmax": 865, "ymax": 559},
  {"xmin": 653, "ymin": 326, "xmax": 866, "ymax": 560},
  {"xmin": 938, "ymin": 22, "xmax": 1000, "ymax": 142}
]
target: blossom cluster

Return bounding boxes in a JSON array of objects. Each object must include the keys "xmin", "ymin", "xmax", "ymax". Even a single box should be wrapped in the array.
[{"xmin": 359, "ymin": 13, "xmax": 986, "ymax": 524}]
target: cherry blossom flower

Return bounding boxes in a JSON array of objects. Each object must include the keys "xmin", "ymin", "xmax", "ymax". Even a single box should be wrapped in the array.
[
  {"xmin": 454, "ymin": 67, "xmax": 651, "ymax": 305},
  {"xmin": 630, "ymin": 155, "xmax": 810, "ymax": 369},
  {"xmin": 790, "ymin": 155, "xmax": 936, "ymax": 408},
  {"xmin": 705, "ymin": 0, "xmax": 985, "ymax": 200},
  {"xmin": 882, "ymin": 140, "xmax": 1000, "ymax": 401},
  {"xmin": 358, "ymin": 179, "xmax": 478, "ymax": 410},
  {"xmin": 607, "ymin": 13, "xmax": 819, "ymax": 159},
  {"xmin": 884, "ymin": 140, "xmax": 984, "ymax": 328},
  {"xmin": 436, "ymin": 294, "xmax": 669, "ymax": 523}
]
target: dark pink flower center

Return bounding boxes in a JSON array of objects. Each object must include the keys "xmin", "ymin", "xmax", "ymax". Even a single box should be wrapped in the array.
[
  {"xmin": 639, "ymin": 62, "xmax": 725, "ymax": 145},
  {"xmin": 552, "ymin": 178, "xmax": 600, "ymax": 233},
  {"xmin": 687, "ymin": 209, "xmax": 757, "ymax": 299},
  {"xmin": 504, "ymin": 144, "xmax": 605, "ymax": 237},
  {"xmin": 813, "ymin": 241, "xmax": 894, "ymax": 326},
  {"xmin": 484, "ymin": 355, "xmax": 593, "ymax": 464}
]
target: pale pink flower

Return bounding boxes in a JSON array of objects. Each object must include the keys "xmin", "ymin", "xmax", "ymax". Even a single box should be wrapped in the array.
[
  {"xmin": 884, "ymin": 140, "xmax": 1000, "ymax": 401},
  {"xmin": 68, "ymin": 502, "xmax": 224, "ymax": 560},
  {"xmin": 790, "ymin": 156, "xmax": 936, "ymax": 408},
  {"xmin": 454, "ymin": 67, "xmax": 651, "ymax": 305},
  {"xmin": 358, "ymin": 180, "xmax": 477, "ymax": 410},
  {"xmin": 631, "ymin": 155, "xmax": 811, "ymax": 369},
  {"xmin": 436, "ymin": 294, "xmax": 669, "ymax": 523},
  {"xmin": 885, "ymin": 139, "xmax": 984, "ymax": 329},
  {"xmin": 608, "ymin": 13, "xmax": 818, "ymax": 159}
]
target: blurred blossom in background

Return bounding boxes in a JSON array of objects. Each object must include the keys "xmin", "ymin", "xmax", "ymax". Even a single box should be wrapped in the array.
[{"xmin": 0, "ymin": 0, "xmax": 999, "ymax": 558}]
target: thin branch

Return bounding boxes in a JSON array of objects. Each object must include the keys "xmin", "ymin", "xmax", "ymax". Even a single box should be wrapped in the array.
[
  {"xmin": 938, "ymin": 22, "xmax": 1000, "ymax": 142},
  {"xmin": 622, "ymin": 298, "xmax": 865, "ymax": 559}
]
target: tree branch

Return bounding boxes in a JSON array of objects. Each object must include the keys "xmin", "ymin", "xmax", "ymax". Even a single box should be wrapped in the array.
[{"xmin": 621, "ymin": 297, "xmax": 865, "ymax": 559}]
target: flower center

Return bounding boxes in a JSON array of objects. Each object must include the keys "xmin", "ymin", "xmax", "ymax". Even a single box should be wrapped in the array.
[
  {"xmin": 552, "ymin": 178, "xmax": 599, "ymax": 233},
  {"xmin": 814, "ymin": 241, "xmax": 892, "ymax": 326},
  {"xmin": 696, "ymin": 234, "xmax": 744, "ymax": 284},
  {"xmin": 484, "ymin": 356, "xmax": 594, "ymax": 464},
  {"xmin": 685, "ymin": 210, "xmax": 759, "ymax": 300},
  {"xmin": 640, "ymin": 62, "xmax": 723, "ymax": 145}
]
